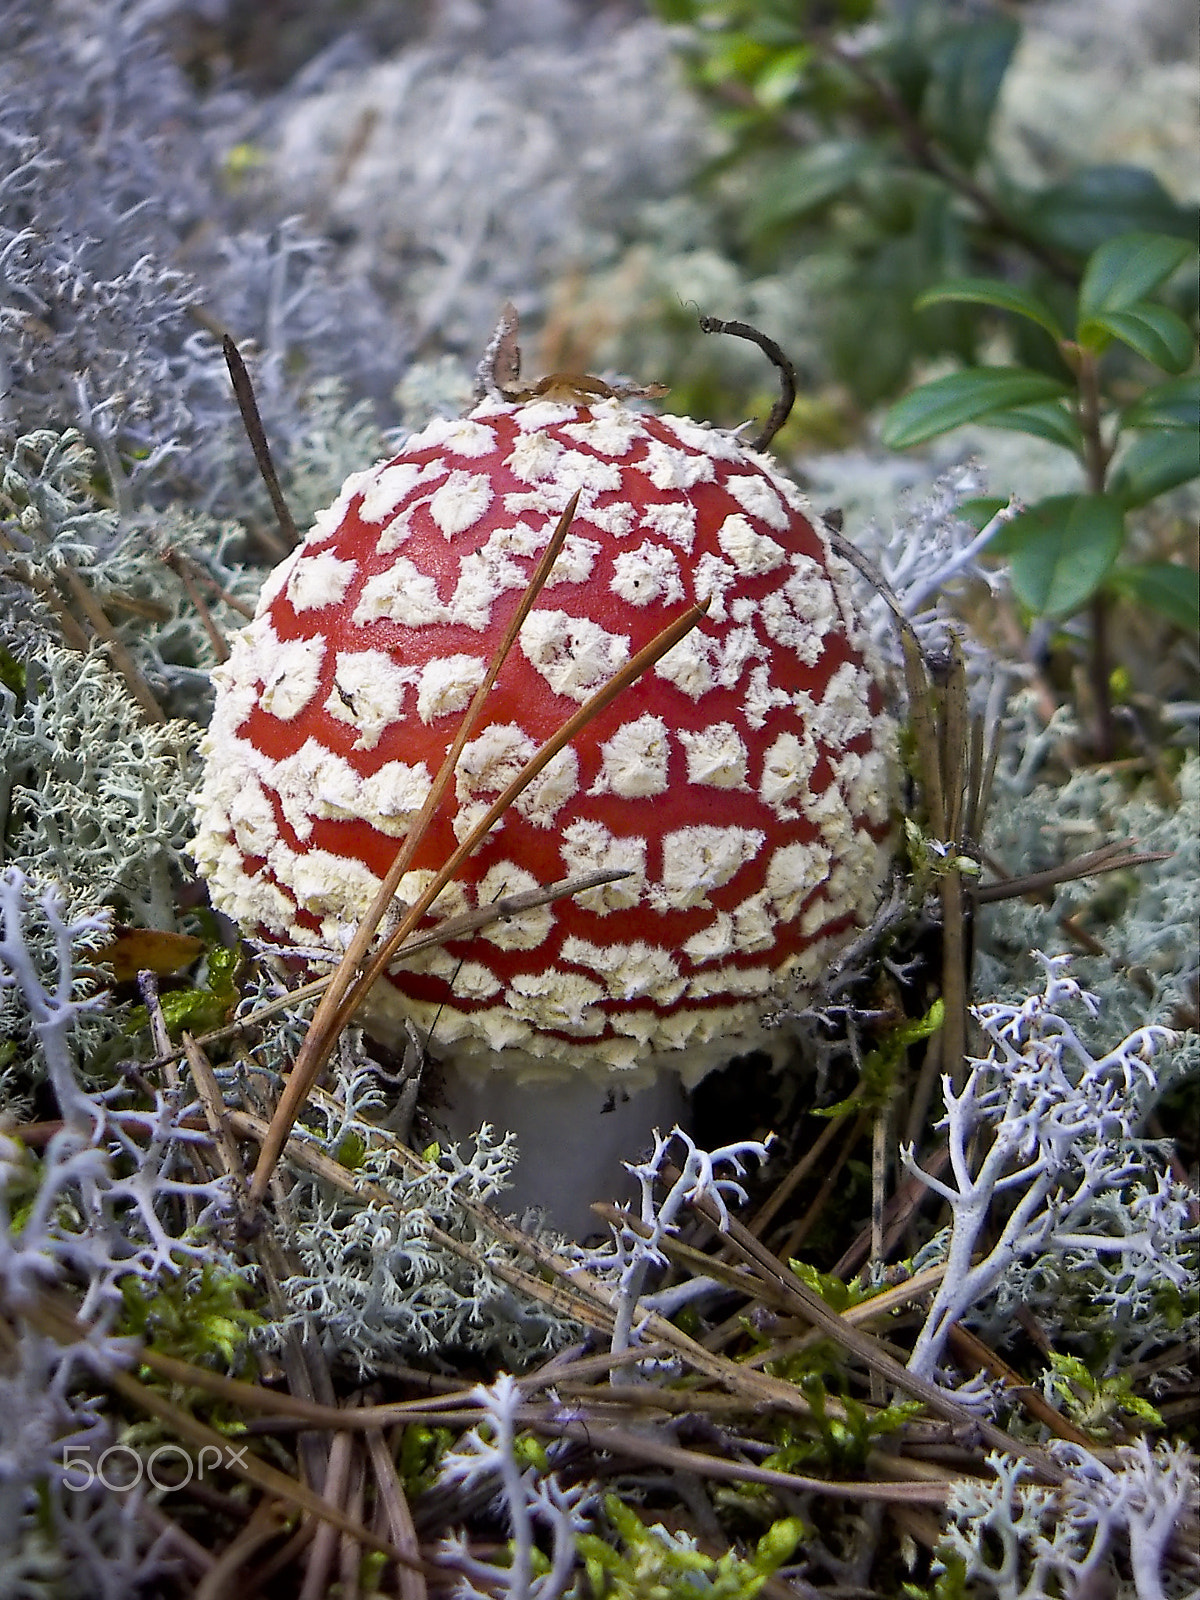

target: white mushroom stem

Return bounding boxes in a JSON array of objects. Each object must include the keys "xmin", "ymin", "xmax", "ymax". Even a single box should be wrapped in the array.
[{"xmin": 432, "ymin": 1058, "xmax": 688, "ymax": 1241}]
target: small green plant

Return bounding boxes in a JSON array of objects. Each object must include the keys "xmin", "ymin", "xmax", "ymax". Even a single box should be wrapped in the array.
[
  {"xmin": 576, "ymin": 1495, "xmax": 804, "ymax": 1598},
  {"xmin": 763, "ymin": 1376, "xmax": 922, "ymax": 1476},
  {"xmin": 812, "ymin": 997, "xmax": 946, "ymax": 1120},
  {"xmin": 655, "ymin": 0, "xmax": 1196, "ymax": 406},
  {"xmin": 901, "ymin": 1553, "xmax": 969, "ymax": 1600},
  {"xmin": 1044, "ymin": 1351, "xmax": 1165, "ymax": 1439},
  {"xmin": 127, "ymin": 941, "xmax": 240, "ymax": 1038},
  {"xmin": 397, "ymin": 1423, "xmax": 454, "ymax": 1498},
  {"xmin": 788, "ymin": 1261, "xmax": 875, "ymax": 1313},
  {"xmin": 881, "ymin": 231, "xmax": 1198, "ymax": 637},
  {"xmin": 119, "ymin": 1264, "xmax": 263, "ymax": 1370}
]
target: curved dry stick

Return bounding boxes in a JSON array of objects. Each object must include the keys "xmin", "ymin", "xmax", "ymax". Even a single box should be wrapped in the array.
[{"xmin": 698, "ymin": 315, "xmax": 797, "ymax": 449}]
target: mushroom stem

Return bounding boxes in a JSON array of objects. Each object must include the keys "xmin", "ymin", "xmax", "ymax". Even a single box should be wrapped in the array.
[{"xmin": 432, "ymin": 1058, "xmax": 688, "ymax": 1240}]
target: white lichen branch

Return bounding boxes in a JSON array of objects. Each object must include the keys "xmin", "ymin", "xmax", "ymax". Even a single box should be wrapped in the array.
[
  {"xmin": 573, "ymin": 1128, "xmax": 771, "ymax": 1369},
  {"xmin": 938, "ymin": 1441, "xmax": 1199, "ymax": 1600},
  {"xmin": 903, "ymin": 954, "xmax": 1188, "ymax": 1381},
  {"xmin": 0, "ymin": 867, "xmax": 231, "ymax": 1320},
  {"xmin": 1059, "ymin": 1438, "xmax": 1199, "ymax": 1600},
  {"xmin": 436, "ymin": 1372, "xmax": 593, "ymax": 1600},
  {"xmin": 0, "ymin": 866, "xmax": 110, "ymax": 1135},
  {"xmin": 897, "ymin": 495, "xmax": 1021, "ymax": 619}
]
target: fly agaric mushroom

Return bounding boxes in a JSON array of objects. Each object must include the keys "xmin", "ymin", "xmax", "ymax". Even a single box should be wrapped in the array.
[{"xmin": 192, "ymin": 372, "xmax": 897, "ymax": 1234}]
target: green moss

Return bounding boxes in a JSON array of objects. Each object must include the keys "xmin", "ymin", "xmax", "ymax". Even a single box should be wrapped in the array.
[
  {"xmin": 119, "ymin": 1265, "xmax": 263, "ymax": 1371},
  {"xmin": 577, "ymin": 1496, "xmax": 805, "ymax": 1599}
]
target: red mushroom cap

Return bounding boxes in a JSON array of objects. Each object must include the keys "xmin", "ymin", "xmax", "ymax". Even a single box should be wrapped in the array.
[{"xmin": 192, "ymin": 395, "xmax": 897, "ymax": 1087}]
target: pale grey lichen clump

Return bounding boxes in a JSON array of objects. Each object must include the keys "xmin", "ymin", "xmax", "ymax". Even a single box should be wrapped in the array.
[
  {"xmin": 938, "ymin": 1441, "xmax": 1199, "ymax": 1600},
  {"xmin": 272, "ymin": 1118, "xmax": 578, "ymax": 1373},
  {"xmin": 0, "ymin": 2, "xmax": 408, "ymax": 521},
  {"xmin": 979, "ymin": 749, "xmax": 1200, "ymax": 1039},
  {"xmin": 257, "ymin": 19, "xmax": 708, "ymax": 356},
  {"xmin": 2, "ymin": 646, "xmax": 198, "ymax": 931},
  {"xmin": 903, "ymin": 957, "xmax": 1194, "ymax": 1384},
  {"xmin": 0, "ymin": 425, "xmax": 262, "ymax": 723},
  {"xmin": 0, "ymin": 643, "xmax": 199, "ymax": 1102},
  {"xmin": 991, "ymin": 0, "xmax": 1200, "ymax": 208},
  {"xmin": 234, "ymin": 1027, "xmax": 583, "ymax": 1373}
]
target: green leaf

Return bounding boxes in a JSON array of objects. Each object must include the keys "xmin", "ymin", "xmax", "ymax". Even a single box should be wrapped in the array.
[
  {"xmin": 880, "ymin": 368, "xmax": 1070, "ymax": 448},
  {"xmin": 335, "ymin": 1131, "xmax": 367, "ymax": 1171},
  {"xmin": 753, "ymin": 44, "xmax": 810, "ymax": 108},
  {"xmin": 1121, "ymin": 375, "xmax": 1200, "ymax": 430},
  {"xmin": 1078, "ymin": 304, "xmax": 1196, "ymax": 373},
  {"xmin": 159, "ymin": 988, "xmax": 230, "ymax": 1035},
  {"xmin": 1004, "ymin": 494, "xmax": 1125, "ymax": 615},
  {"xmin": 755, "ymin": 1518, "xmax": 807, "ymax": 1573},
  {"xmin": 750, "ymin": 139, "xmax": 872, "ymax": 230},
  {"xmin": 205, "ymin": 943, "xmax": 240, "ymax": 989},
  {"xmin": 915, "ymin": 277, "xmax": 1064, "ymax": 341},
  {"xmin": 1107, "ymin": 563, "xmax": 1200, "ymax": 633},
  {"xmin": 922, "ymin": 16, "xmax": 1019, "ymax": 169},
  {"xmin": 1110, "ymin": 430, "xmax": 1200, "ymax": 507},
  {"xmin": 1028, "ymin": 166, "xmax": 1199, "ymax": 257},
  {"xmin": 1078, "ymin": 231, "xmax": 1195, "ymax": 319},
  {"xmin": 958, "ymin": 496, "xmax": 1008, "ymax": 530},
  {"xmin": 826, "ymin": 183, "xmax": 975, "ymax": 405},
  {"xmin": 127, "ymin": 940, "xmax": 240, "ymax": 1040},
  {"xmin": 985, "ymin": 399, "xmax": 1083, "ymax": 453}
]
